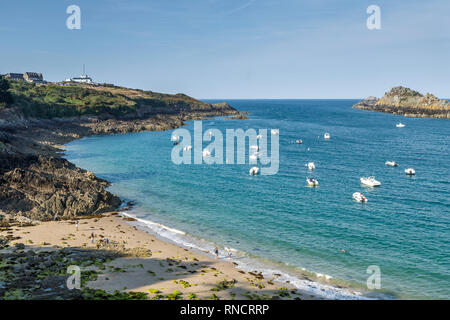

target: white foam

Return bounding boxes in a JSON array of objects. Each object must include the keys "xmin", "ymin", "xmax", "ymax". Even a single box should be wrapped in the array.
[{"xmin": 119, "ymin": 211, "xmax": 371, "ymax": 300}]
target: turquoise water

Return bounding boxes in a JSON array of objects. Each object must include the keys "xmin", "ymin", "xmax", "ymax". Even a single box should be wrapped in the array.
[{"xmin": 64, "ymin": 100, "xmax": 450, "ymax": 299}]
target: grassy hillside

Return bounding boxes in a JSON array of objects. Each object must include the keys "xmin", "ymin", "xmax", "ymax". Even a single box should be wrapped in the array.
[{"xmin": 5, "ymin": 81, "xmax": 227, "ymax": 119}]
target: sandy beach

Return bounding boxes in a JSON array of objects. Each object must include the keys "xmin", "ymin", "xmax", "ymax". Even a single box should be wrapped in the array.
[{"xmin": 0, "ymin": 211, "xmax": 319, "ymax": 300}]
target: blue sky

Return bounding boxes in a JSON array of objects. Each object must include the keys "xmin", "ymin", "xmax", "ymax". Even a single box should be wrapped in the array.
[{"xmin": 1, "ymin": 0, "xmax": 449, "ymax": 98}]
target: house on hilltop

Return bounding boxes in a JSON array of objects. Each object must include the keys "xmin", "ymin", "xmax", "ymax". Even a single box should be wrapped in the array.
[
  {"xmin": 23, "ymin": 72, "xmax": 45, "ymax": 84},
  {"xmin": 4, "ymin": 73, "xmax": 24, "ymax": 81}
]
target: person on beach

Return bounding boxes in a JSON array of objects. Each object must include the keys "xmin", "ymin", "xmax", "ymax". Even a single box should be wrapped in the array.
[
  {"xmin": 227, "ymin": 248, "xmax": 232, "ymax": 262},
  {"xmin": 214, "ymin": 247, "xmax": 219, "ymax": 259},
  {"xmin": 75, "ymin": 220, "xmax": 79, "ymax": 231},
  {"xmin": 90, "ymin": 232, "xmax": 95, "ymax": 244}
]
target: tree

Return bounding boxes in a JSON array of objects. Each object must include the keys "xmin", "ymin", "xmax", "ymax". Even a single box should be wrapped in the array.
[{"xmin": 0, "ymin": 76, "xmax": 14, "ymax": 105}]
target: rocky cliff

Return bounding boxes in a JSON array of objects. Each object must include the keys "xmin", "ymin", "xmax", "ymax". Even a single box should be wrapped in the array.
[
  {"xmin": 353, "ymin": 86, "xmax": 450, "ymax": 118},
  {"xmin": 0, "ymin": 82, "xmax": 243, "ymax": 221}
]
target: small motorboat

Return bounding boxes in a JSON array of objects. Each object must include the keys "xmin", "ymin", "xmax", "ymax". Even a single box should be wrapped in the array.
[
  {"xmin": 324, "ymin": 133, "xmax": 331, "ymax": 140},
  {"xmin": 396, "ymin": 123, "xmax": 405, "ymax": 128},
  {"xmin": 249, "ymin": 167, "xmax": 260, "ymax": 176},
  {"xmin": 183, "ymin": 145, "xmax": 192, "ymax": 151},
  {"xmin": 250, "ymin": 145, "xmax": 259, "ymax": 151},
  {"xmin": 360, "ymin": 176, "xmax": 381, "ymax": 187},
  {"xmin": 256, "ymin": 134, "xmax": 263, "ymax": 140},
  {"xmin": 202, "ymin": 149, "xmax": 211, "ymax": 157},
  {"xmin": 307, "ymin": 162, "xmax": 316, "ymax": 171},
  {"xmin": 405, "ymin": 168, "xmax": 416, "ymax": 175},
  {"xmin": 171, "ymin": 135, "xmax": 179, "ymax": 142},
  {"xmin": 296, "ymin": 139, "xmax": 303, "ymax": 144},
  {"xmin": 385, "ymin": 161, "xmax": 399, "ymax": 167},
  {"xmin": 271, "ymin": 129, "xmax": 279, "ymax": 135},
  {"xmin": 353, "ymin": 192, "xmax": 368, "ymax": 203},
  {"xmin": 249, "ymin": 153, "xmax": 259, "ymax": 161},
  {"xmin": 306, "ymin": 178, "xmax": 319, "ymax": 187}
]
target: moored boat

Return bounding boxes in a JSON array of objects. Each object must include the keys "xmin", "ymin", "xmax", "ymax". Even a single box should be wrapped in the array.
[
  {"xmin": 353, "ymin": 192, "xmax": 368, "ymax": 203},
  {"xmin": 306, "ymin": 177, "xmax": 319, "ymax": 186},
  {"xmin": 385, "ymin": 161, "xmax": 399, "ymax": 167},
  {"xmin": 360, "ymin": 176, "xmax": 381, "ymax": 187}
]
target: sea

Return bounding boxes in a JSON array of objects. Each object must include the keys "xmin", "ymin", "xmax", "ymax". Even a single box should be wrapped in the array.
[{"xmin": 64, "ymin": 99, "xmax": 450, "ymax": 299}]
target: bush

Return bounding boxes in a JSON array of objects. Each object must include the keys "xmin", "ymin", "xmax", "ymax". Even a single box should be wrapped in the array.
[{"xmin": 0, "ymin": 77, "xmax": 13, "ymax": 105}]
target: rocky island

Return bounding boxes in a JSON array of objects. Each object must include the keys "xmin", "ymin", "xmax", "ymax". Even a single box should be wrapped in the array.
[{"xmin": 353, "ymin": 86, "xmax": 450, "ymax": 118}]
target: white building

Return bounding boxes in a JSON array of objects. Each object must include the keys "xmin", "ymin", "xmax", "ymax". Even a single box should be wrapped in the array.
[
  {"xmin": 65, "ymin": 65, "xmax": 94, "ymax": 84},
  {"xmin": 66, "ymin": 74, "xmax": 93, "ymax": 84}
]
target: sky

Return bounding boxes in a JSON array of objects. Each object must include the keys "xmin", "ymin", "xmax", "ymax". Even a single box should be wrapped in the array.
[{"xmin": 0, "ymin": 0, "xmax": 449, "ymax": 99}]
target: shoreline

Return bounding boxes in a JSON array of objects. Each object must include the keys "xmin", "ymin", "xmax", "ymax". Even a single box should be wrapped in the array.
[
  {"xmin": 118, "ymin": 210, "xmax": 372, "ymax": 300},
  {"xmin": 0, "ymin": 210, "xmax": 323, "ymax": 300}
]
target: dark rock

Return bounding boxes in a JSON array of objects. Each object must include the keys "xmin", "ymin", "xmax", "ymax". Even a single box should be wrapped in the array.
[{"xmin": 14, "ymin": 243, "xmax": 25, "ymax": 250}]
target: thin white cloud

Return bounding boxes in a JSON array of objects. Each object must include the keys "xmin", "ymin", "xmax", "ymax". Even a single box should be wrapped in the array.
[{"xmin": 226, "ymin": 0, "xmax": 257, "ymax": 15}]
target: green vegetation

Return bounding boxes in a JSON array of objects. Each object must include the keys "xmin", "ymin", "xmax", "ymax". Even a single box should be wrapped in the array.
[
  {"xmin": 5, "ymin": 80, "xmax": 214, "ymax": 119},
  {"xmin": 173, "ymin": 279, "xmax": 196, "ymax": 288},
  {"xmin": 187, "ymin": 293, "xmax": 199, "ymax": 300},
  {"xmin": 7, "ymin": 81, "xmax": 137, "ymax": 118},
  {"xmin": 82, "ymin": 288, "xmax": 148, "ymax": 300},
  {"xmin": 275, "ymin": 287, "xmax": 290, "ymax": 297},
  {"xmin": 211, "ymin": 279, "xmax": 236, "ymax": 291},
  {"xmin": 166, "ymin": 290, "xmax": 183, "ymax": 300},
  {"xmin": 241, "ymin": 292, "xmax": 271, "ymax": 300},
  {"xmin": 208, "ymin": 293, "xmax": 220, "ymax": 300},
  {"xmin": 147, "ymin": 288, "xmax": 160, "ymax": 294},
  {"xmin": 0, "ymin": 76, "xmax": 13, "ymax": 107}
]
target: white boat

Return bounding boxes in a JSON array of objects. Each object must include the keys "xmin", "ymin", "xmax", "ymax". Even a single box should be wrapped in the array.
[
  {"xmin": 202, "ymin": 149, "xmax": 211, "ymax": 157},
  {"xmin": 249, "ymin": 167, "xmax": 260, "ymax": 176},
  {"xmin": 249, "ymin": 153, "xmax": 259, "ymax": 161},
  {"xmin": 296, "ymin": 139, "xmax": 303, "ymax": 144},
  {"xmin": 324, "ymin": 133, "xmax": 331, "ymax": 140},
  {"xmin": 353, "ymin": 192, "xmax": 368, "ymax": 203},
  {"xmin": 256, "ymin": 134, "xmax": 263, "ymax": 140},
  {"xmin": 405, "ymin": 168, "xmax": 416, "ymax": 175},
  {"xmin": 183, "ymin": 145, "xmax": 192, "ymax": 151},
  {"xmin": 171, "ymin": 135, "xmax": 179, "ymax": 142},
  {"xmin": 271, "ymin": 129, "xmax": 279, "ymax": 135},
  {"xmin": 396, "ymin": 123, "xmax": 405, "ymax": 128},
  {"xmin": 250, "ymin": 145, "xmax": 259, "ymax": 151},
  {"xmin": 360, "ymin": 176, "xmax": 381, "ymax": 187},
  {"xmin": 307, "ymin": 162, "xmax": 316, "ymax": 171},
  {"xmin": 385, "ymin": 161, "xmax": 399, "ymax": 167},
  {"xmin": 306, "ymin": 178, "xmax": 319, "ymax": 186}
]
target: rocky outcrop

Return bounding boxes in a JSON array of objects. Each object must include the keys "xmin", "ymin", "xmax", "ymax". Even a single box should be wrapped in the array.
[
  {"xmin": 353, "ymin": 86, "xmax": 450, "ymax": 118},
  {"xmin": 0, "ymin": 156, "xmax": 121, "ymax": 221}
]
